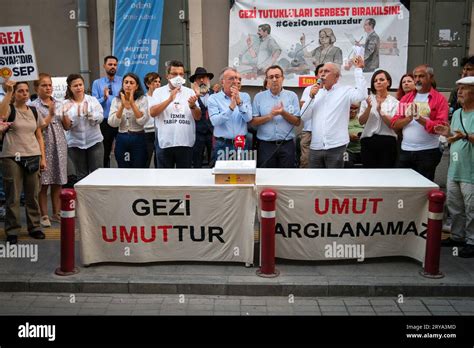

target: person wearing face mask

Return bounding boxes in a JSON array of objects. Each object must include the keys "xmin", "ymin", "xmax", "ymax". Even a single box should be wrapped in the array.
[
  {"xmin": 189, "ymin": 67, "xmax": 215, "ymax": 168},
  {"xmin": 148, "ymin": 60, "xmax": 201, "ymax": 168},
  {"xmin": 391, "ymin": 65, "xmax": 449, "ymax": 181}
]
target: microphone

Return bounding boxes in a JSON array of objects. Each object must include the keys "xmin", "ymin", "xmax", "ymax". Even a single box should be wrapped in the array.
[{"xmin": 317, "ymin": 78, "xmax": 324, "ymax": 86}]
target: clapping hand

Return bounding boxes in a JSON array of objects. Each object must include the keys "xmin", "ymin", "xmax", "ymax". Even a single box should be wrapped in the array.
[
  {"xmin": 271, "ymin": 102, "xmax": 284, "ymax": 117},
  {"xmin": 188, "ymin": 95, "xmax": 198, "ymax": 109}
]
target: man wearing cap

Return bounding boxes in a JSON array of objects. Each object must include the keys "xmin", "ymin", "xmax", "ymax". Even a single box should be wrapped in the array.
[
  {"xmin": 251, "ymin": 65, "xmax": 300, "ymax": 168},
  {"xmin": 391, "ymin": 65, "xmax": 449, "ymax": 181},
  {"xmin": 434, "ymin": 76, "xmax": 474, "ymax": 257},
  {"xmin": 190, "ymin": 67, "xmax": 214, "ymax": 168},
  {"xmin": 208, "ymin": 67, "xmax": 252, "ymax": 165}
]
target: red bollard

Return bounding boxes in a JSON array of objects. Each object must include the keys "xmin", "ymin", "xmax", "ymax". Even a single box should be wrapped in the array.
[
  {"xmin": 420, "ymin": 189, "xmax": 446, "ymax": 279},
  {"xmin": 257, "ymin": 189, "xmax": 279, "ymax": 278},
  {"xmin": 55, "ymin": 189, "xmax": 79, "ymax": 276}
]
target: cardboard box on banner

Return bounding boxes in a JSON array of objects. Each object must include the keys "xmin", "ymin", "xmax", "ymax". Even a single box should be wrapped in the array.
[{"xmin": 212, "ymin": 160, "xmax": 256, "ymax": 184}]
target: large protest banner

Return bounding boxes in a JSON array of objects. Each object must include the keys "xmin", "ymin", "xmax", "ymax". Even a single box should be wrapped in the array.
[
  {"xmin": 0, "ymin": 26, "xmax": 38, "ymax": 82},
  {"xmin": 75, "ymin": 169, "xmax": 256, "ymax": 265},
  {"xmin": 113, "ymin": 0, "xmax": 164, "ymax": 87},
  {"xmin": 229, "ymin": 0, "xmax": 409, "ymax": 87}
]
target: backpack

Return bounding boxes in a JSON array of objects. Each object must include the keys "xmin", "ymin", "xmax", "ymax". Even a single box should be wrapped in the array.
[{"xmin": 0, "ymin": 104, "xmax": 39, "ymax": 151}]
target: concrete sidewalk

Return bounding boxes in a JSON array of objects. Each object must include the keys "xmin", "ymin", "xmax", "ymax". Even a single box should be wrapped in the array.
[{"xmin": 0, "ymin": 239, "xmax": 473, "ymax": 297}]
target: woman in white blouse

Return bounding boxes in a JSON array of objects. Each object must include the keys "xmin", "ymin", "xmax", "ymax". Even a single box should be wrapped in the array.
[
  {"xmin": 358, "ymin": 70, "xmax": 399, "ymax": 168},
  {"xmin": 108, "ymin": 73, "xmax": 149, "ymax": 168},
  {"xmin": 62, "ymin": 74, "xmax": 104, "ymax": 182}
]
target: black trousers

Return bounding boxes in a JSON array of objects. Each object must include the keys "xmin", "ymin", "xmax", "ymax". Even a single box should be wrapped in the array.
[
  {"xmin": 398, "ymin": 147, "xmax": 443, "ymax": 181},
  {"xmin": 163, "ymin": 146, "xmax": 193, "ymax": 168},
  {"xmin": 100, "ymin": 121, "xmax": 118, "ymax": 168},
  {"xmin": 192, "ymin": 133, "xmax": 213, "ymax": 168},
  {"xmin": 257, "ymin": 140, "xmax": 296, "ymax": 168},
  {"xmin": 360, "ymin": 134, "xmax": 398, "ymax": 168}
]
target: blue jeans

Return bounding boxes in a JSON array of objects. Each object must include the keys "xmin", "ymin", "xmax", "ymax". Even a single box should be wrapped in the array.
[
  {"xmin": 115, "ymin": 133, "xmax": 147, "ymax": 168},
  {"xmin": 154, "ymin": 139, "xmax": 165, "ymax": 168}
]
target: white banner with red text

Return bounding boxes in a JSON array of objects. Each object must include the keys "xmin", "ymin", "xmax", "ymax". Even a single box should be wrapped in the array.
[
  {"xmin": 229, "ymin": 0, "xmax": 409, "ymax": 87},
  {"xmin": 0, "ymin": 26, "xmax": 39, "ymax": 82},
  {"xmin": 76, "ymin": 187, "xmax": 256, "ymax": 265},
  {"xmin": 257, "ymin": 188, "xmax": 428, "ymax": 263}
]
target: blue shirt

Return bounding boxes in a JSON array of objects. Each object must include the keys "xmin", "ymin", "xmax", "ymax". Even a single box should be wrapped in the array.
[
  {"xmin": 208, "ymin": 90, "xmax": 252, "ymax": 139},
  {"xmin": 91, "ymin": 76, "xmax": 123, "ymax": 119},
  {"xmin": 252, "ymin": 89, "xmax": 300, "ymax": 141}
]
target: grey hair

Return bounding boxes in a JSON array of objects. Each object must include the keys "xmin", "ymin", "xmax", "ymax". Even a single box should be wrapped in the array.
[
  {"xmin": 219, "ymin": 67, "xmax": 238, "ymax": 82},
  {"xmin": 414, "ymin": 64, "xmax": 434, "ymax": 76},
  {"xmin": 325, "ymin": 62, "xmax": 341, "ymax": 77}
]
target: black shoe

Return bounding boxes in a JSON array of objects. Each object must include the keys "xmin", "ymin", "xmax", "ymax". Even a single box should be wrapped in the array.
[
  {"xmin": 6, "ymin": 235, "xmax": 17, "ymax": 244},
  {"xmin": 459, "ymin": 245, "xmax": 474, "ymax": 258},
  {"xmin": 441, "ymin": 238, "xmax": 465, "ymax": 247},
  {"xmin": 29, "ymin": 230, "xmax": 45, "ymax": 239}
]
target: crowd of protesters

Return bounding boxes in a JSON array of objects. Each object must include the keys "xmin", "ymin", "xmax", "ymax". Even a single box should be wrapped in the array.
[{"xmin": 0, "ymin": 54, "xmax": 472, "ymax": 257}]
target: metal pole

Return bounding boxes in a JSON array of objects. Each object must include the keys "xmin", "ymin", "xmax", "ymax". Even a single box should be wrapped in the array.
[
  {"xmin": 55, "ymin": 189, "xmax": 79, "ymax": 276},
  {"xmin": 257, "ymin": 189, "xmax": 279, "ymax": 278},
  {"xmin": 77, "ymin": 0, "xmax": 91, "ymax": 91},
  {"xmin": 420, "ymin": 189, "xmax": 446, "ymax": 279}
]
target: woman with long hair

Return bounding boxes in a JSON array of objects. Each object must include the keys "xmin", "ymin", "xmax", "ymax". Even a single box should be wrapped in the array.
[
  {"xmin": 62, "ymin": 74, "xmax": 104, "ymax": 182},
  {"xmin": 396, "ymin": 73, "xmax": 415, "ymax": 100},
  {"xmin": 108, "ymin": 72, "xmax": 149, "ymax": 168},
  {"xmin": 358, "ymin": 70, "xmax": 399, "ymax": 168},
  {"xmin": 0, "ymin": 80, "xmax": 46, "ymax": 244},
  {"xmin": 29, "ymin": 73, "xmax": 68, "ymax": 227}
]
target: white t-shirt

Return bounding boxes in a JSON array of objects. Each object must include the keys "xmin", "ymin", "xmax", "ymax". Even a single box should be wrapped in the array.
[
  {"xmin": 358, "ymin": 94, "xmax": 398, "ymax": 138},
  {"xmin": 402, "ymin": 92, "xmax": 440, "ymax": 151},
  {"xmin": 149, "ymin": 85, "xmax": 198, "ymax": 148}
]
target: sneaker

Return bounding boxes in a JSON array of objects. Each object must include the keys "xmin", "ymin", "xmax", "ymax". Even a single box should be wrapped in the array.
[
  {"xmin": 6, "ymin": 235, "xmax": 17, "ymax": 244},
  {"xmin": 40, "ymin": 215, "xmax": 51, "ymax": 228},
  {"xmin": 441, "ymin": 238, "xmax": 465, "ymax": 247},
  {"xmin": 50, "ymin": 213, "xmax": 61, "ymax": 223},
  {"xmin": 29, "ymin": 230, "xmax": 45, "ymax": 239},
  {"xmin": 459, "ymin": 245, "xmax": 474, "ymax": 258}
]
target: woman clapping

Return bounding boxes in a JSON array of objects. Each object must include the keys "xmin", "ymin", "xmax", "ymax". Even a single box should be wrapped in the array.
[{"xmin": 108, "ymin": 73, "xmax": 149, "ymax": 168}]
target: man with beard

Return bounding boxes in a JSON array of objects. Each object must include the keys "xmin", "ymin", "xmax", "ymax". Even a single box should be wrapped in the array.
[
  {"xmin": 190, "ymin": 67, "xmax": 214, "ymax": 168},
  {"xmin": 391, "ymin": 65, "xmax": 448, "ymax": 181},
  {"xmin": 92, "ymin": 55, "xmax": 123, "ymax": 168}
]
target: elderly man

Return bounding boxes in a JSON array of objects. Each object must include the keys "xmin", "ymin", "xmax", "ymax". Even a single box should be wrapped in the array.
[
  {"xmin": 434, "ymin": 76, "xmax": 474, "ymax": 257},
  {"xmin": 301, "ymin": 56, "xmax": 367, "ymax": 168},
  {"xmin": 149, "ymin": 60, "xmax": 200, "ymax": 168},
  {"xmin": 247, "ymin": 24, "xmax": 282, "ymax": 75},
  {"xmin": 449, "ymin": 56, "xmax": 474, "ymax": 114},
  {"xmin": 190, "ymin": 67, "xmax": 215, "ymax": 168},
  {"xmin": 391, "ymin": 65, "xmax": 448, "ymax": 181},
  {"xmin": 251, "ymin": 65, "xmax": 300, "ymax": 168},
  {"xmin": 208, "ymin": 67, "xmax": 252, "ymax": 164}
]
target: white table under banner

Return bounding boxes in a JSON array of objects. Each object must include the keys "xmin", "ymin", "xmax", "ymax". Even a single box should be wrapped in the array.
[
  {"xmin": 75, "ymin": 169, "xmax": 256, "ymax": 265},
  {"xmin": 256, "ymin": 169, "xmax": 439, "ymax": 263}
]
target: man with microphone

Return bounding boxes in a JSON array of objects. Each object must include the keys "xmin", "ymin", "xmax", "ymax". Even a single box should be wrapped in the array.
[
  {"xmin": 299, "ymin": 63, "xmax": 324, "ymax": 168},
  {"xmin": 301, "ymin": 56, "xmax": 367, "ymax": 168},
  {"xmin": 251, "ymin": 65, "xmax": 300, "ymax": 168}
]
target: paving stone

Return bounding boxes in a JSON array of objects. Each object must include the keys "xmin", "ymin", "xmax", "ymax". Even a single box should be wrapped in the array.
[
  {"xmin": 241, "ymin": 299, "xmax": 266, "ymax": 306},
  {"xmin": 320, "ymin": 305, "xmax": 347, "ymax": 312}
]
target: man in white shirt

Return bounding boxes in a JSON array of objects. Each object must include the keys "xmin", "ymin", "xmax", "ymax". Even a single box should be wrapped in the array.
[
  {"xmin": 149, "ymin": 60, "xmax": 200, "ymax": 168},
  {"xmin": 301, "ymin": 56, "xmax": 367, "ymax": 168}
]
